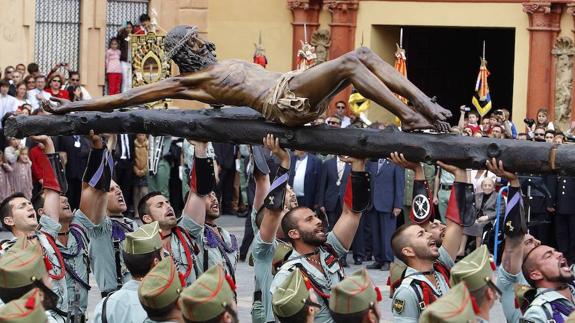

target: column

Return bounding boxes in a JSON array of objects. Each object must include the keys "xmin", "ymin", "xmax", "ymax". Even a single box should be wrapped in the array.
[
  {"xmin": 523, "ymin": 2, "xmax": 562, "ymax": 119},
  {"xmin": 287, "ymin": 0, "xmax": 321, "ymax": 70},
  {"xmin": 324, "ymin": 0, "xmax": 359, "ymax": 116}
]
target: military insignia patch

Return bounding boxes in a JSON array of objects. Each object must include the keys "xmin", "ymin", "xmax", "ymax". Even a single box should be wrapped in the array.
[
  {"xmin": 519, "ymin": 319, "xmax": 535, "ymax": 323},
  {"xmin": 393, "ymin": 298, "xmax": 405, "ymax": 314},
  {"xmin": 412, "ymin": 194, "xmax": 430, "ymax": 221}
]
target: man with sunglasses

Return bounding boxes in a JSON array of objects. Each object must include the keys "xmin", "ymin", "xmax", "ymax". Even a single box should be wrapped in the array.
[
  {"xmin": 27, "ymin": 75, "xmax": 51, "ymax": 111},
  {"xmin": 334, "ymin": 101, "xmax": 351, "ymax": 128},
  {"xmin": 66, "ymin": 72, "xmax": 92, "ymax": 100},
  {"xmin": 532, "ymin": 127, "xmax": 546, "ymax": 142},
  {"xmin": 325, "ymin": 116, "xmax": 342, "ymax": 128}
]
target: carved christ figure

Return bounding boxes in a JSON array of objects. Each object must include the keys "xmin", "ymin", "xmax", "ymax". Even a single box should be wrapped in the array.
[{"xmin": 48, "ymin": 25, "xmax": 452, "ymax": 130}]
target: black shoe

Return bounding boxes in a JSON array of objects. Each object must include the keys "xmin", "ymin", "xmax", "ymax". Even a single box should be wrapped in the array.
[
  {"xmin": 381, "ymin": 262, "xmax": 390, "ymax": 271},
  {"xmin": 239, "ymin": 254, "xmax": 247, "ymax": 262},
  {"xmin": 366, "ymin": 262, "xmax": 383, "ymax": 270},
  {"xmin": 353, "ymin": 258, "xmax": 363, "ymax": 266}
]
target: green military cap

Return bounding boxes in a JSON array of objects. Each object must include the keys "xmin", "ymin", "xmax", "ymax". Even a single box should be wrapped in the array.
[
  {"xmin": 450, "ymin": 245, "xmax": 495, "ymax": 291},
  {"xmin": 179, "ymin": 265, "xmax": 236, "ymax": 321},
  {"xmin": 139, "ymin": 256, "xmax": 183, "ymax": 310},
  {"xmin": 420, "ymin": 282, "xmax": 477, "ymax": 323},
  {"xmin": 330, "ymin": 268, "xmax": 380, "ymax": 315},
  {"xmin": 123, "ymin": 221, "xmax": 163, "ymax": 255},
  {"xmin": 0, "ymin": 288, "xmax": 47, "ymax": 323},
  {"xmin": 0, "ymin": 239, "xmax": 47, "ymax": 288},
  {"xmin": 515, "ymin": 284, "xmax": 536, "ymax": 314},
  {"xmin": 272, "ymin": 268, "xmax": 309, "ymax": 318},
  {"xmin": 389, "ymin": 262, "xmax": 407, "ymax": 297}
]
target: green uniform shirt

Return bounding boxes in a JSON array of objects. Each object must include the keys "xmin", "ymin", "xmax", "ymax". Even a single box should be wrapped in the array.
[
  {"xmin": 73, "ymin": 209, "xmax": 138, "ymax": 293},
  {"xmin": 40, "ymin": 215, "xmax": 89, "ymax": 314},
  {"xmin": 496, "ymin": 265, "xmax": 528, "ymax": 323},
  {"xmin": 92, "ymin": 279, "xmax": 147, "ymax": 323},
  {"xmin": 253, "ymin": 231, "xmax": 277, "ymax": 323},
  {"xmin": 523, "ymin": 287, "xmax": 575, "ymax": 323},
  {"xmin": 182, "ymin": 215, "xmax": 238, "ymax": 278},
  {"xmin": 391, "ymin": 247, "xmax": 454, "ymax": 323},
  {"xmin": 270, "ymin": 232, "xmax": 347, "ymax": 323}
]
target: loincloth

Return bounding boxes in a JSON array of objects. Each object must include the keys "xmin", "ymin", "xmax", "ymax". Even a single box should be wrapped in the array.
[{"xmin": 262, "ymin": 70, "xmax": 330, "ymax": 127}]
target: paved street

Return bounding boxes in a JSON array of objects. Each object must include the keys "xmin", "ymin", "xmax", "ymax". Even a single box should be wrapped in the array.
[{"xmin": 2, "ymin": 214, "xmax": 507, "ymax": 322}]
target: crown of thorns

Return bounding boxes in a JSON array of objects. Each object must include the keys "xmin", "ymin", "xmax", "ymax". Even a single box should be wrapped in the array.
[{"xmin": 164, "ymin": 26, "xmax": 198, "ymax": 61}]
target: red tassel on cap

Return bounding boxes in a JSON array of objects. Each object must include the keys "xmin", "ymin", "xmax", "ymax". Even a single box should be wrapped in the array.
[
  {"xmin": 375, "ymin": 286, "xmax": 383, "ymax": 302},
  {"xmin": 471, "ymin": 296, "xmax": 480, "ymax": 314},
  {"xmin": 225, "ymin": 274, "xmax": 237, "ymax": 291},
  {"xmin": 43, "ymin": 256, "xmax": 53, "ymax": 271},
  {"xmin": 490, "ymin": 260, "xmax": 496, "ymax": 271},
  {"xmin": 514, "ymin": 298, "xmax": 520, "ymax": 309},
  {"xmin": 303, "ymin": 276, "xmax": 312, "ymax": 290},
  {"xmin": 24, "ymin": 295, "xmax": 35, "ymax": 309},
  {"xmin": 386, "ymin": 276, "xmax": 391, "ymax": 286}
]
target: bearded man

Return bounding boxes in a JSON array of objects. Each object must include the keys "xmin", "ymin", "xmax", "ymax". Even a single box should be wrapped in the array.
[{"xmin": 48, "ymin": 25, "xmax": 450, "ymax": 131}]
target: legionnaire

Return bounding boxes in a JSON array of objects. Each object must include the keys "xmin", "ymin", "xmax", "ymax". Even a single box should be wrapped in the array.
[
  {"xmin": 419, "ymin": 282, "xmax": 478, "ymax": 323},
  {"xmin": 388, "ymin": 153, "xmax": 470, "ymax": 322},
  {"xmin": 0, "ymin": 135, "xmax": 68, "ymax": 322},
  {"xmin": 92, "ymin": 221, "xmax": 164, "ymax": 323},
  {"xmin": 71, "ymin": 133, "xmax": 138, "ymax": 297},
  {"xmin": 521, "ymin": 244, "xmax": 575, "ymax": 322},
  {"xmin": 138, "ymin": 256, "xmax": 184, "ymax": 323},
  {"xmin": 179, "ymin": 264, "xmax": 238, "ymax": 323},
  {"xmin": 269, "ymin": 155, "xmax": 371, "ymax": 323},
  {"xmin": 0, "ymin": 239, "xmax": 62, "ymax": 322},
  {"xmin": 450, "ymin": 245, "xmax": 501, "ymax": 322},
  {"xmin": 180, "ymin": 140, "xmax": 238, "ymax": 280},
  {"xmin": 31, "ymin": 191, "xmax": 89, "ymax": 322},
  {"xmin": 0, "ymin": 288, "xmax": 48, "ymax": 323},
  {"xmin": 272, "ymin": 268, "xmax": 320, "ymax": 323},
  {"xmin": 328, "ymin": 268, "xmax": 382, "ymax": 323},
  {"xmin": 250, "ymin": 134, "xmax": 299, "ymax": 323}
]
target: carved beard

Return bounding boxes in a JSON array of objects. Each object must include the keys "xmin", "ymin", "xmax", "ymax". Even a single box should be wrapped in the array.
[{"xmin": 171, "ymin": 40, "xmax": 217, "ymax": 73}]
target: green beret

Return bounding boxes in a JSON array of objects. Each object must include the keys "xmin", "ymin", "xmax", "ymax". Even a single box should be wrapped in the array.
[
  {"xmin": 0, "ymin": 288, "xmax": 47, "ymax": 323},
  {"xmin": 0, "ymin": 239, "xmax": 47, "ymax": 288},
  {"xmin": 139, "ymin": 256, "xmax": 183, "ymax": 310},
  {"xmin": 123, "ymin": 221, "xmax": 163, "ymax": 255},
  {"xmin": 420, "ymin": 282, "xmax": 477, "ymax": 323},
  {"xmin": 450, "ymin": 245, "xmax": 495, "ymax": 291},
  {"xmin": 329, "ymin": 268, "xmax": 379, "ymax": 315},
  {"xmin": 179, "ymin": 265, "xmax": 235, "ymax": 321},
  {"xmin": 272, "ymin": 268, "xmax": 309, "ymax": 318}
]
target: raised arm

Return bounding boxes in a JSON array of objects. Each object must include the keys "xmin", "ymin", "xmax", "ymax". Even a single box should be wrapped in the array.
[
  {"xmin": 436, "ymin": 161, "xmax": 468, "ymax": 261},
  {"xmin": 79, "ymin": 132, "xmax": 111, "ymax": 225},
  {"xmin": 31, "ymin": 136, "xmax": 61, "ymax": 223},
  {"xmin": 46, "ymin": 76, "xmax": 198, "ymax": 114},
  {"xmin": 487, "ymin": 158, "xmax": 525, "ymax": 274},
  {"xmin": 183, "ymin": 140, "xmax": 214, "ymax": 225},
  {"xmin": 332, "ymin": 157, "xmax": 370, "ymax": 250},
  {"xmin": 259, "ymin": 134, "xmax": 290, "ymax": 242}
]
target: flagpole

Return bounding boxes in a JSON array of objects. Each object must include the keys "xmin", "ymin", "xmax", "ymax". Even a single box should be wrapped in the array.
[
  {"xmin": 304, "ymin": 23, "xmax": 308, "ymax": 43},
  {"xmin": 482, "ymin": 40, "xmax": 486, "ymax": 60},
  {"xmin": 400, "ymin": 28, "xmax": 404, "ymax": 49}
]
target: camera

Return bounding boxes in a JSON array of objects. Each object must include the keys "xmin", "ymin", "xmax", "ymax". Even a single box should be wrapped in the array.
[
  {"xmin": 460, "ymin": 105, "xmax": 471, "ymax": 112},
  {"xmin": 524, "ymin": 118, "xmax": 535, "ymax": 127}
]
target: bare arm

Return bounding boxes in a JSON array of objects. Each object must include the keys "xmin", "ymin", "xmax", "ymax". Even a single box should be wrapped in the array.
[
  {"xmin": 259, "ymin": 134, "xmax": 290, "ymax": 242},
  {"xmin": 32, "ymin": 136, "xmax": 60, "ymax": 223},
  {"xmin": 437, "ymin": 161, "xmax": 467, "ymax": 261},
  {"xmin": 183, "ymin": 141, "xmax": 209, "ymax": 224},
  {"xmin": 332, "ymin": 157, "xmax": 366, "ymax": 250},
  {"xmin": 47, "ymin": 76, "xmax": 199, "ymax": 114},
  {"xmin": 79, "ymin": 133, "xmax": 108, "ymax": 225}
]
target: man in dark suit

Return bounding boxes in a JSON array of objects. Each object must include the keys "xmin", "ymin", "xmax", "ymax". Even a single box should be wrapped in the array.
[
  {"xmin": 318, "ymin": 156, "xmax": 351, "ymax": 229},
  {"xmin": 548, "ymin": 175, "xmax": 575, "ymax": 263},
  {"xmin": 114, "ymin": 133, "xmax": 136, "ymax": 216},
  {"xmin": 288, "ymin": 150, "xmax": 322, "ymax": 209},
  {"xmin": 56, "ymin": 135, "xmax": 91, "ymax": 210},
  {"xmin": 365, "ymin": 157, "xmax": 404, "ymax": 270},
  {"xmin": 213, "ymin": 143, "xmax": 237, "ymax": 214}
]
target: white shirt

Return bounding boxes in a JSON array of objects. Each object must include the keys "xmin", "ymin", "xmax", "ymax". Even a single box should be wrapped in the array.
[
  {"xmin": 26, "ymin": 89, "xmax": 51, "ymax": 111},
  {"xmin": 0, "ymin": 94, "xmax": 18, "ymax": 126},
  {"xmin": 340, "ymin": 115, "xmax": 351, "ymax": 128},
  {"xmin": 336, "ymin": 157, "xmax": 345, "ymax": 186},
  {"xmin": 120, "ymin": 134, "xmax": 131, "ymax": 159},
  {"xmin": 293, "ymin": 154, "xmax": 308, "ymax": 197}
]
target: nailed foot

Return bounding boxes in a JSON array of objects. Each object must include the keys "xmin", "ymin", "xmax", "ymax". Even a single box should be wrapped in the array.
[{"xmin": 413, "ymin": 97, "xmax": 452, "ymax": 123}]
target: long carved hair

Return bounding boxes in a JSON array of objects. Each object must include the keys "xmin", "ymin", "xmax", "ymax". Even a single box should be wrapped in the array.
[{"xmin": 164, "ymin": 25, "xmax": 217, "ymax": 73}]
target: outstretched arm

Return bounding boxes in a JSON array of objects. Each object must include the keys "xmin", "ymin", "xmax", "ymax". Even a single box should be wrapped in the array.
[
  {"xmin": 437, "ymin": 161, "xmax": 467, "ymax": 261},
  {"xmin": 79, "ymin": 133, "xmax": 110, "ymax": 225},
  {"xmin": 183, "ymin": 140, "xmax": 212, "ymax": 225},
  {"xmin": 32, "ymin": 136, "xmax": 60, "ymax": 223},
  {"xmin": 47, "ymin": 76, "xmax": 204, "ymax": 114},
  {"xmin": 332, "ymin": 157, "xmax": 369, "ymax": 250},
  {"xmin": 259, "ymin": 135, "xmax": 290, "ymax": 243}
]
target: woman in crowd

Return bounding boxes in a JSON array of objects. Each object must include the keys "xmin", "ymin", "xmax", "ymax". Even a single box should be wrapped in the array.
[
  {"xmin": 11, "ymin": 147, "xmax": 32, "ymax": 199},
  {"xmin": 45, "ymin": 74, "xmax": 69, "ymax": 99},
  {"xmin": 14, "ymin": 82, "xmax": 28, "ymax": 106},
  {"xmin": 0, "ymin": 151, "xmax": 13, "ymax": 201}
]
